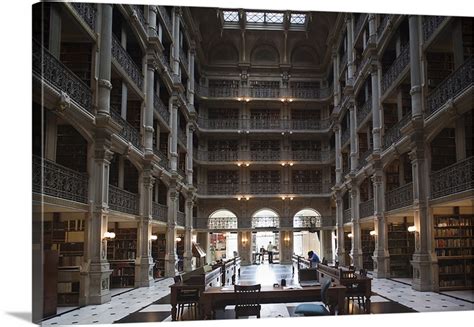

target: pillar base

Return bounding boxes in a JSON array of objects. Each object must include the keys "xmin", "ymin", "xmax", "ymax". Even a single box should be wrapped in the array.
[
  {"xmin": 351, "ymin": 251, "xmax": 363, "ymax": 269},
  {"xmin": 79, "ymin": 262, "xmax": 112, "ymax": 306},
  {"xmin": 183, "ymin": 253, "xmax": 193, "ymax": 272},
  {"xmin": 165, "ymin": 255, "xmax": 177, "ymax": 277},
  {"xmin": 372, "ymin": 252, "xmax": 390, "ymax": 278},
  {"xmin": 411, "ymin": 253, "xmax": 438, "ymax": 292},
  {"xmin": 134, "ymin": 257, "xmax": 154, "ymax": 287}
]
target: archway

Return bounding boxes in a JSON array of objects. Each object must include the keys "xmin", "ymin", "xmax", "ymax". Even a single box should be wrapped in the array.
[
  {"xmin": 251, "ymin": 209, "xmax": 280, "ymax": 264},
  {"xmin": 207, "ymin": 210, "xmax": 238, "ymax": 262},
  {"xmin": 293, "ymin": 209, "xmax": 322, "ymax": 258}
]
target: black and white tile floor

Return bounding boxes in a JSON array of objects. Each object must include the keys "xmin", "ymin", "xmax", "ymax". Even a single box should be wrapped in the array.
[{"xmin": 40, "ymin": 264, "xmax": 473, "ymax": 325}]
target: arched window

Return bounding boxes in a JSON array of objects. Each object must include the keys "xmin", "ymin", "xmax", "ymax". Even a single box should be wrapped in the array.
[
  {"xmin": 293, "ymin": 209, "xmax": 321, "ymax": 228},
  {"xmin": 252, "ymin": 209, "xmax": 279, "ymax": 228},
  {"xmin": 208, "ymin": 210, "xmax": 238, "ymax": 229}
]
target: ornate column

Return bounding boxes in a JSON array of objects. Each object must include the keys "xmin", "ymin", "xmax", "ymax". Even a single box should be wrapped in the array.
[
  {"xmin": 346, "ymin": 15, "xmax": 355, "ymax": 82},
  {"xmin": 335, "ymin": 191, "xmax": 347, "ymax": 265},
  {"xmin": 349, "ymin": 105, "xmax": 358, "ymax": 171},
  {"xmin": 332, "ymin": 50, "xmax": 340, "ymax": 107},
  {"xmin": 165, "ymin": 183, "xmax": 178, "ymax": 276},
  {"xmin": 186, "ymin": 123, "xmax": 194, "ymax": 185},
  {"xmin": 169, "ymin": 94, "xmax": 178, "ymax": 172},
  {"xmin": 370, "ymin": 64, "xmax": 382, "ymax": 152},
  {"xmin": 371, "ymin": 173, "xmax": 390, "ymax": 277},
  {"xmin": 148, "ymin": 5, "xmax": 157, "ymax": 37},
  {"xmin": 183, "ymin": 197, "xmax": 194, "ymax": 271},
  {"xmin": 172, "ymin": 7, "xmax": 181, "ymax": 76},
  {"xmin": 409, "ymin": 16, "xmax": 423, "ymax": 119},
  {"xmin": 135, "ymin": 169, "xmax": 154, "ymax": 287},
  {"xmin": 97, "ymin": 4, "xmax": 113, "ymax": 116},
  {"xmin": 334, "ymin": 124, "xmax": 342, "ymax": 184},
  {"xmin": 279, "ymin": 230, "xmax": 293, "ymax": 264},
  {"xmin": 238, "ymin": 231, "xmax": 252, "ymax": 266},
  {"xmin": 144, "ymin": 59, "xmax": 156, "ymax": 153},
  {"xmin": 188, "ymin": 46, "xmax": 196, "ymax": 105},
  {"xmin": 80, "ymin": 141, "xmax": 113, "ymax": 305},
  {"xmin": 350, "ymin": 186, "xmax": 363, "ymax": 269}
]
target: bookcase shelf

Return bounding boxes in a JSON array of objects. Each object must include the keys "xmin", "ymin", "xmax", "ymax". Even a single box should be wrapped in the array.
[
  {"xmin": 107, "ymin": 227, "xmax": 137, "ymax": 288},
  {"xmin": 361, "ymin": 229, "xmax": 375, "ymax": 270},
  {"xmin": 388, "ymin": 218, "xmax": 415, "ymax": 278},
  {"xmin": 151, "ymin": 233, "xmax": 166, "ymax": 278},
  {"xmin": 434, "ymin": 212, "xmax": 473, "ymax": 290}
]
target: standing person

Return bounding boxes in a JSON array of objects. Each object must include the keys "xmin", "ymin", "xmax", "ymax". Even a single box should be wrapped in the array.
[
  {"xmin": 267, "ymin": 241, "xmax": 274, "ymax": 264},
  {"xmin": 307, "ymin": 250, "xmax": 320, "ymax": 268},
  {"xmin": 259, "ymin": 246, "xmax": 265, "ymax": 263}
]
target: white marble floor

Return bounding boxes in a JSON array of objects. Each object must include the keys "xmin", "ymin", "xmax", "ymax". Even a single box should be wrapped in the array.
[{"xmin": 440, "ymin": 290, "xmax": 474, "ymax": 303}]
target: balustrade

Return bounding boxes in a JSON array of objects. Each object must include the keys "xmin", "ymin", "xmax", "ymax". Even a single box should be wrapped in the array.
[
  {"xmin": 356, "ymin": 97, "xmax": 372, "ymax": 126},
  {"xmin": 153, "ymin": 148, "xmax": 170, "ymax": 170},
  {"xmin": 179, "ymin": 48, "xmax": 189, "ymax": 72},
  {"xmin": 292, "ymin": 183, "xmax": 323, "ymax": 194},
  {"xmin": 131, "ymin": 5, "xmax": 146, "ymax": 33},
  {"xmin": 357, "ymin": 148, "xmax": 372, "ymax": 170},
  {"xmin": 382, "ymin": 114, "xmax": 410, "ymax": 150},
  {"xmin": 177, "ymin": 211, "xmax": 185, "ymax": 226},
  {"xmin": 71, "ymin": 2, "xmax": 96, "ymax": 30},
  {"xmin": 32, "ymin": 40, "xmax": 92, "ymax": 112},
  {"xmin": 341, "ymin": 128, "xmax": 350, "ymax": 146},
  {"xmin": 152, "ymin": 202, "xmax": 168, "ymax": 223},
  {"xmin": 32, "ymin": 155, "xmax": 88, "ymax": 204},
  {"xmin": 430, "ymin": 157, "xmax": 474, "ymax": 199},
  {"xmin": 343, "ymin": 208, "xmax": 352, "ymax": 223},
  {"xmin": 377, "ymin": 15, "xmax": 390, "ymax": 41},
  {"xmin": 154, "ymin": 94, "xmax": 170, "ymax": 124},
  {"xmin": 158, "ymin": 6, "xmax": 172, "ymax": 32},
  {"xmin": 354, "ymin": 14, "xmax": 368, "ymax": 39},
  {"xmin": 112, "ymin": 35, "xmax": 144, "ymax": 89},
  {"xmin": 110, "ymin": 109, "xmax": 141, "ymax": 149},
  {"xmin": 359, "ymin": 199, "xmax": 374, "ymax": 218},
  {"xmin": 426, "ymin": 57, "xmax": 473, "ymax": 117},
  {"xmin": 381, "ymin": 44, "xmax": 410, "ymax": 95},
  {"xmin": 249, "ymin": 119, "xmax": 283, "ymax": 130},
  {"xmin": 250, "ymin": 183, "xmax": 281, "ymax": 194},
  {"xmin": 197, "ymin": 118, "xmax": 240, "ymax": 130},
  {"xmin": 109, "ymin": 184, "xmax": 139, "ymax": 215},
  {"xmin": 422, "ymin": 16, "xmax": 447, "ymax": 42},
  {"xmin": 177, "ymin": 128, "xmax": 187, "ymax": 145},
  {"xmin": 198, "ymin": 150, "xmax": 238, "ymax": 162},
  {"xmin": 249, "ymin": 150, "xmax": 281, "ymax": 161},
  {"xmin": 385, "ymin": 183, "xmax": 413, "ymax": 211},
  {"xmin": 200, "ymin": 184, "xmax": 240, "ymax": 195},
  {"xmin": 290, "ymin": 118, "xmax": 331, "ymax": 130}
]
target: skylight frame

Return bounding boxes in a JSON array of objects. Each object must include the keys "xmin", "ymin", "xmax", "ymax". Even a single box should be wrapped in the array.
[
  {"xmin": 246, "ymin": 11, "xmax": 285, "ymax": 25},
  {"xmin": 290, "ymin": 13, "xmax": 307, "ymax": 25},
  {"xmin": 223, "ymin": 10, "xmax": 240, "ymax": 22}
]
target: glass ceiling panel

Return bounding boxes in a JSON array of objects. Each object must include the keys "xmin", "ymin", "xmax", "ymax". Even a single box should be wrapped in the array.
[
  {"xmin": 246, "ymin": 12, "xmax": 265, "ymax": 23},
  {"xmin": 223, "ymin": 10, "xmax": 239, "ymax": 22},
  {"xmin": 266, "ymin": 12, "xmax": 284, "ymax": 23},
  {"xmin": 290, "ymin": 13, "xmax": 306, "ymax": 24}
]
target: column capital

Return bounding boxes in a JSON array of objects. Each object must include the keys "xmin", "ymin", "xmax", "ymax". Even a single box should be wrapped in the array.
[
  {"xmin": 371, "ymin": 174, "xmax": 383, "ymax": 185},
  {"xmin": 332, "ymin": 123, "xmax": 341, "ymax": 132},
  {"xmin": 149, "ymin": 5, "xmax": 158, "ymax": 13}
]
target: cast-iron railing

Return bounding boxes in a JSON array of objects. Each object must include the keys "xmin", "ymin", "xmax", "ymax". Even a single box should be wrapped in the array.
[
  {"xmin": 199, "ymin": 184, "xmax": 240, "ymax": 195},
  {"xmin": 157, "ymin": 6, "xmax": 172, "ymax": 32},
  {"xmin": 341, "ymin": 128, "xmax": 350, "ymax": 145},
  {"xmin": 343, "ymin": 208, "xmax": 352, "ymax": 223},
  {"xmin": 109, "ymin": 184, "xmax": 139, "ymax": 215},
  {"xmin": 292, "ymin": 183, "xmax": 323, "ymax": 194},
  {"xmin": 422, "ymin": 16, "xmax": 447, "ymax": 42},
  {"xmin": 177, "ymin": 211, "xmax": 185, "ymax": 226},
  {"xmin": 197, "ymin": 150, "xmax": 238, "ymax": 162},
  {"xmin": 152, "ymin": 202, "xmax": 168, "ymax": 223},
  {"xmin": 154, "ymin": 94, "xmax": 170, "ymax": 124},
  {"xmin": 131, "ymin": 5, "xmax": 146, "ymax": 33},
  {"xmin": 252, "ymin": 216, "xmax": 280, "ymax": 229},
  {"xmin": 354, "ymin": 14, "xmax": 368, "ymax": 40},
  {"xmin": 357, "ymin": 148, "xmax": 373, "ymax": 170},
  {"xmin": 71, "ymin": 2, "xmax": 96, "ymax": 30},
  {"xmin": 385, "ymin": 183, "xmax": 413, "ymax": 211},
  {"xmin": 357, "ymin": 97, "xmax": 372, "ymax": 126},
  {"xmin": 426, "ymin": 57, "xmax": 473, "ymax": 117},
  {"xmin": 291, "ymin": 150, "xmax": 332, "ymax": 161},
  {"xmin": 290, "ymin": 118, "xmax": 331, "ymax": 130},
  {"xmin": 381, "ymin": 44, "xmax": 410, "ymax": 95},
  {"xmin": 110, "ymin": 109, "xmax": 141, "ymax": 149},
  {"xmin": 249, "ymin": 150, "xmax": 281, "ymax": 161},
  {"xmin": 377, "ymin": 15, "xmax": 391, "ymax": 42},
  {"xmin": 359, "ymin": 199, "xmax": 374, "ymax": 218},
  {"xmin": 33, "ymin": 40, "xmax": 92, "ymax": 112},
  {"xmin": 112, "ymin": 35, "xmax": 144, "ymax": 89},
  {"xmin": 383, "ymin": 114, "xmax": 411, "ymax": 150},
  {"xmin": 33, "ymin": 155, "xmax": 88, "ymax": 204},
  {"xmin": 250, "ymin": 183, "xmax": 281, "ymax": 194},
  {"xmin": 197, "ymin": 117, "xmax": 240, "ymax": 129},
  {"xmin": 153, "ymin": 148, "xmax": 170, "ymax": 170},
  {"xmin": 179, "ymin": 48, "xmax": 188, "ymax": 73},
  {"xmin": 430, "ymin": 157, "xmax": 474, "ymax": 199}
]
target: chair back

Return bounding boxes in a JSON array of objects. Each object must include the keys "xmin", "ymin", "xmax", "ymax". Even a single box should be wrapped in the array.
[
  {"xmin": 359, "ymin": 269, "xmax": 367, "ymax": 277},
  {"xmin": 174, "ymin": 275, "xmax": 183, "ymax": 283},
  {"xmin": 320, "ymin": 279, "xmax": 332, "ymax": 306},
  {"xmin": 234, "ymin": 284, "xmax": 261, "ymax": 314}
]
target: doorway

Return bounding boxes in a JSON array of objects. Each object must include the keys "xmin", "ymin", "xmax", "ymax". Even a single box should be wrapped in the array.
[{"xmin": 252, "ymin": 231, "xmax": 280, "ymax": 264}]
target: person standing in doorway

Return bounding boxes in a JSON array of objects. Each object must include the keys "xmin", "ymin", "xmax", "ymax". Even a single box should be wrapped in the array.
[{"xmin": 267, "ymin": 241, "xmax": 274, "ymax": 264}]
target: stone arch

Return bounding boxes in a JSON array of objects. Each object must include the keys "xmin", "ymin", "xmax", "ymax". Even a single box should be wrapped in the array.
[
  {"xmin": 293, "ymin": 208, "xmax": 322, "ymax": 228},
  {"xmin": 250, "ymin": 44, "xmax": 280, "ymax": 65},
  {"xmin": 251, "ymin": 208, "xmax": 280, "ymax": 228},
  {"xmin": 208, "ymin": 209, "xmax": 238, "ymax": 229}
]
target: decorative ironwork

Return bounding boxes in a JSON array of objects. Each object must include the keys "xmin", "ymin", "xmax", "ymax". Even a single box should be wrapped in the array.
[
  {"xmin": 158, "ymin": 6, "xmax": 172, "ymax": 32},
  {"xmin": 359, "ymin": 199, "xmax": 374, "ymax": 218},
  {"xmin": 131, "ymin": 5, "xmax": 146, "ymax": 33},
  {"xmin": 343, "ymin": 208, "xmax": 352, "ymax": 223},
  {"xmin": 197, "ymin": 117, "xmax": 240, "ymax": 129},
  {"xmin": 249, "ymin": 150, "xmax": 281, "ymax": 161},
  {"xmin": 179, "ymin": 48, "xmax": 188, "ymax": 72},
  {"xmin": 385, "ymin": 183, "xmax": 413, "ymax": 211},
  {"xmin": 381, "ymin": 44, "xmax": 410, "ymax": 95},
  {"xmin": 357, "ymin": 97, "xmax": 372, "ymax": 126},
  {"xmin": 357, "ymin": 148, "xmax": 373, "ymax": 170},
  {"xmin": 71, "ymin": 2, "xmax": 96, "ymax": 30},
  {"xmin": 177, "ymin": 127, "xmax": 187, "ymax": 145},
  {"xmin": 322, "ymin": 216, "xmax": 337, "ymax": 228},
  {"xmin": 249, "ymin": 119, "xmax": 283, "ymax": 129},
  {"xmin": 343, "ymin": 164, "xmax": 350, "ymax": 176},
  {"xmin": 110, "ymin": 109, "xmax": 141, "ymax": 149},
  {"xmin": 177, "ymin": 211, "xmax": 185, "ymax": 226},
  {"xmin": 198, "ymin": 151, "xmax": 238, "ymax": 161},
  {"xmin": 208, "ymin": 216, "xmax": 238, "ymax": 229},
  {"xmin": 202, "ymin": 184, "xmax": 240, "ymax": 195},
  {"xmin": 154, "ymin": 94, "xmax": 170, "ymax": 124},
  {"xmin": 252, "ymin": 216, "xmax": 279, "ymax": 228},
  {"xmin": 158, "ymin": 51, "xmax": 172, "ymax": 73},
  {"xmin": 383, "ymin": 114, "xmax": 411, "ymax": 150},
  {"xmin": 33, "ymin": 155, "xmax": 88, "ymax": 203},
  {"xmin": 291, "ymin": 150, "xmax": 332, "ymax": 161},
  {"xmin": 377, "ymin": 15, "xmax": 390, "ymax": 41},
  {"xmin": 153, "ymin": 148, "xmax": 170, "ymax": 170},
  {"xmin": 292, "ymin": 183, "xmax": 323, "ymax": 194},
  {"xmin": 152, "ymin": 202, "xmax": 168, "ymax": 223},
  {"xmin": 177, "ymin": 167, "xmax": 186, "ymax": 179},
  {"xmin": 341, "ymin": 127, "xmax": 350, "ymax": 145},
  {"xmin": 112, "ymin": 35, "xmax": 144, "ymax": 89},
  {"xmin": 33, "ymin": 40, "xmax": 92, "ymax": 112},
  {"xmin": 294, "ymin": 216, "xmax": 321, "ymax": 228},
  {"xmin": 249, "ymin": 183, "xmax": 281, "ymax": 194},
  {"xmin": 289, "ymin": 87, "xmax": 332, "ymax": 99},
  {"xmin": 426, "ymin": 57, "xmax": 473, "ymax": 117},
  {"xmin": 430, "ymin": 157, "xmax": 474, "ymax": 199},
  {"xmin": 340, "ymin": 52, "xmax": 347, "ymax": 70},
  {"xmin": 109, "ymin": 184, "xmax": 139, "ymax": 215},
  {"xmin": 422, "ymin": 16, "xmax": 447, "ymax": 42},
  {"xmin": 354, "ymin": 14, "xmax": 368, "ymax": 40},
  {"xmin": 290, "ymin": 118, "xmax": 331, "ymax": 130},
  {"xmin": 354, "ymin": 55, "xmax": 370, "ymax": 81}
]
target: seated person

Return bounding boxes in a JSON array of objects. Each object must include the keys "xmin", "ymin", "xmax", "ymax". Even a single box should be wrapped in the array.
[{"xmin": 307, "ymin": 250, "xmax": 320, "ymax": 268}]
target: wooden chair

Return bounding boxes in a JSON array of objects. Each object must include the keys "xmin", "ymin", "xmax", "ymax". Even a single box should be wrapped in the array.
[
  {"xmin": 294, "ymin": 279, "xmax": 332, "ymax": 316},
  {"xmin": 345, "ymin": 271, "xmax": 366, "ymax": 314},
  {"xmin": 173, "ymin": 275, "xmax": 200, "ymax": 320},
  {"xmin": 234, "ymin": 284, "xmax": 262, "ymax": 319}
]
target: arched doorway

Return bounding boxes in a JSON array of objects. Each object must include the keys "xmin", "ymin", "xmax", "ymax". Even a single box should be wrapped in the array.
[
  {"xmin": 207, "ymin": 210, "xmax": 238, "ymax": 262},
  {"xmin": 293, "ymin": 209, "xmax": 322, "ymax": 258},
  {"xmin": 251, "ymin": 209, "xmax": 280, "ymax": 264}
]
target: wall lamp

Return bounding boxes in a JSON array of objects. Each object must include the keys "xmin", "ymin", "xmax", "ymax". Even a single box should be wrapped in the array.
[
  {"xmin": 103, "ymin": 231, "xmax": 116, "ymax": 239},
  {"xmin": 369, "ymin": 230, "xmax": 376, "ymax": 236},
  {"xmin": 242, "ymin": 236, "xmax": 248, "ymax": 245},
  {"xmin": 348, "ymin": 233, "xmax": 353, "ymax": 238},
  {"xmin": 176, "ymin": 237, "xmax": 182, "ymax": 242},
  {"xmin": 150, "ymin": 234, "xmax": 158, "ymax": 241},
  {"xmin": 407, "ymin": 226, "xmax": 417, "ymax": 233}
]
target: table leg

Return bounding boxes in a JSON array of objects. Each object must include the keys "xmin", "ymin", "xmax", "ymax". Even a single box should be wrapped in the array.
[
  {"xmin": 171, "ymin": 304, "xmax": 177, "ymax": 321},
  {"xmin": 365, "ymin": 297, "xmax": 371, "ymax": 314}
]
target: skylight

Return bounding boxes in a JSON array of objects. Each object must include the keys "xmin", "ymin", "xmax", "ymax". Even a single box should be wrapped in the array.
[
  {"xmin": 223, "ymin": 10, "xmax": 239, "ymax": 22},
  {"xmin": 266, "ymin": 12, "xmax": 284, "ymax": 23},
  {"xmin": 246, "ymin": 12, "xmax": 265, "ymax": 23},
  {"xmin": 246, "ymin": 12, "xmax": 284, "ymax": 24},
  {"xmin": 290, "ymin": 13, "xmax": 306, "ymax": 24}
]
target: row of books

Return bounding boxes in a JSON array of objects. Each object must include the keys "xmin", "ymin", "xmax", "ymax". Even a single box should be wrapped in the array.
[
  {"xmin": 435, "ymin": 228, "xmax": 473, "ymax": 237},
  {"xmin": 435, "ymin": 248, "xmax": 473, "ymax": 256},
  {"xmin": 435, "ymin": 238, "xmax": 474, "ymax": 248}
]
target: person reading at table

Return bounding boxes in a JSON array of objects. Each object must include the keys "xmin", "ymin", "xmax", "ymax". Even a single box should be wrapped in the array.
[{"xmin": 308, "ymin": 250, "xmax": 320, "ymax": 268}]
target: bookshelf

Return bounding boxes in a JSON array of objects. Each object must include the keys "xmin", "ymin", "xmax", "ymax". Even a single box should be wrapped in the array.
[
  {"xmin": 151, "ymin": 233, "xmax": 166, "ymax": 278},
  {"xmin": 107, "ymin": 227, "xmax": 137, "ymax": 288},
  {"xmin": 361, "ymin": 229, "xmax": 375, "ymax": 270},
  {"xmin": 344, "ymin": 232, "xmax": 352, "ymax": 265},
  {"xmin": 388, "ymin": 218, "xmax": 415, "ymax": 278},
  {"xmin": 434, "ymin": 211, "xmax": 473, "ymax": 290}
]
